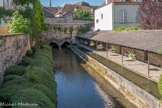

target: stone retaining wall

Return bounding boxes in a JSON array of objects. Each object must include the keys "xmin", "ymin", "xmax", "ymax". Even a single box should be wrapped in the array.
[
  {"xmin": 72, "ymin": 46, "xmax": 161, "ymax": 108},
  {"xmin": 0, "ymin": 34, "xmax": 30, "ymax": 84}
]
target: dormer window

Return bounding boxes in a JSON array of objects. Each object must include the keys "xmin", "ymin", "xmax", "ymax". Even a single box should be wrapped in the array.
[
  {"xmin": 136, "ymin": 0, "xmax": 142, "ymax": 2},
  {"xmin": 75, "ymin": 7, "xmax": 79, "ymax": 11},
  {"xmin": 120, "ymin": 0, "xmax": 126, "ymax": 2}
]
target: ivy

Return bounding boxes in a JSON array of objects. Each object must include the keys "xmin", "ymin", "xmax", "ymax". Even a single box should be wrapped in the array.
[
  {"xmin": 0, "ymin": 34, "xmax": 3, "ymax": 40},
  {"xmin": 13, "ymin": 0, "xmax": 45, "ymax": 43},
  {"xmin": 77, "ymin": 25, "xmax": 90, "ymax": 35},
  {"xmin": 69, "ymin": 26, "xmax": 74, "ymax": 39}
]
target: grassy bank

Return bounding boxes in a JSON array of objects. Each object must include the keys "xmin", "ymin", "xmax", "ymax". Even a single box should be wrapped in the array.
[{"xmin": 0, "ymin": 44, "xmax": 57, "ymax": 108}]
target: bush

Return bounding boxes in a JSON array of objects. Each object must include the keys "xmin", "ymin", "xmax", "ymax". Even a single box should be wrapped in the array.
[
  {"xmin": 10, "ymin": 88, "xmax": 56, "ymax": 108},
  {"xmin": 0, "ymin": 77, "xmax": 28, "ymax": 101},
  {"xmin": 26, "ymin": 50, "xmax": 33, "ymax": 57},
  {"xmin": 0, "ymin": 44, "xmax": 57, "ymax": 107},
  {"xmin": 32, "ymin": 45, "xmax": 41, "ymax": 52},
  {"xmin": 21, "ymin": 56, "xmax": 34, "ymax": 66},
  {"xmin": 74, "ymin": 9, "xmax": 94, "ymax": 20},
  {"xmin": 113, "ymin": 26, "xmax": 142, "ymax": 31},
  {"xmin": 5, "ymin": 66, "xmax": 26, "ymax": 76},
  {"xmin": 25, "ymin": 66, "xmax": 42, "ymax": 83},
  {"xmin": 3, "ymin": 75, "xmax": 24, "ymax": 83}
]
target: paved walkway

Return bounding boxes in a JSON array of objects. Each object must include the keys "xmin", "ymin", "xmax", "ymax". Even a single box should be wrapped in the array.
[{"xmin": 78, "ymin": 44, "xmax": 162, "ymax": 83}]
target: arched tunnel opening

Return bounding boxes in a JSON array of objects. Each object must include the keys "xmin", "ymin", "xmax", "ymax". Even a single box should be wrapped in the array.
[
  {"xmin": 61, "ymin": 42, "xmax": 70, "ymax": 49},
  {"xmin": 49, "ymin": 42, "xmax": 59, "ymax": 49}
]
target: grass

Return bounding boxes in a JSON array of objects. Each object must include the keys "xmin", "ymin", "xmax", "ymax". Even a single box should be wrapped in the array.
[{"xmin": 0, "ymin": 44, "xmax": 57, "ymax": 107}]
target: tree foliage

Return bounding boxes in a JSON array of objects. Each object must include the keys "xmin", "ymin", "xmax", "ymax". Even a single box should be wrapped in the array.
[
  {"xmin": 139, "ymin": 0, "xmax": 162, "ymax": 29},
  {"xmin": 7, "ymin": 11, "xmax": 32, "ymax": 34},
  {"xmin": 74, "ymin": 9, "xmax": 94, "ymax": 20}
]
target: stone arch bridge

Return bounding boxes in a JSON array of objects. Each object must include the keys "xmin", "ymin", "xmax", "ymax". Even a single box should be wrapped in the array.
[{"xmin": 41, "ymin": 23, "xmax": 90, "ymax": 49}]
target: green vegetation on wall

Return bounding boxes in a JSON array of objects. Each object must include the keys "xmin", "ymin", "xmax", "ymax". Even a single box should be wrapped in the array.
[
  {"xmin": 0, "ymin": 44, "xmax": 57, "ymax": 108},
  {"xmin": 158, "ymin": 75, "xmax": 162, "ymax": 102},
  {"xmin": 113, "ymin": 26, "xmax": 142, "ymax": 31},
  {"xmin": 0, "ymin": 7, "xmax": 15, "ymax": 23},
  {"xmin": 77, "ymin": 25, "xmax": 90, "ymax": 35},
  {"xmin": 74, "ymin": 9, "xmax": 94, "ymax": 21},
  {"xmin": 69, "ymin": 26, "xmax": 74, "ymax": 38}
]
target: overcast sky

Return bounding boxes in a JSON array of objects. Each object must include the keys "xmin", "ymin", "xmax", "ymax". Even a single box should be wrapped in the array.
[{"xmin": 40, "ymin": 0, "xmax": 105, "ymax": 7}]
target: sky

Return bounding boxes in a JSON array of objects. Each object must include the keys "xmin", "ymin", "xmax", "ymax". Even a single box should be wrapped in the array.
[{"xmin": 40, "ymin": 0, "xmax": 105, "ymax": 7}]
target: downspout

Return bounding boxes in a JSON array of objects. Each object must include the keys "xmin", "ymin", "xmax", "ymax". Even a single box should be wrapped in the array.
[{"xmin": 112, "ymin": 3, "xmax": 115, "ymax": 29}]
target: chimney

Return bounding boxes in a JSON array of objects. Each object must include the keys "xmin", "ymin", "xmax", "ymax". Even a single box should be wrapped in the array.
[
  {"xmin": 49, "ymin": 0, "xmax": 52, "ymax": 7},
  {"xmin": 106, "ymin": 0, "xmax": 108, "ymax": 4}
]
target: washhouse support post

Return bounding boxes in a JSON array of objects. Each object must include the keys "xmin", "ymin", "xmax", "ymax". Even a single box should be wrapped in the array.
[
  {"xmin": 106, "ymin": 43, "xmax": 108, "ymax": 64},
  {"xmin": 96, "ymin": 41, "xmax": 98, "ymax": 59},
  {"xmin": 122, "ymin": 47, "xmax": 124, "ymax": 65},
  {"xmin": 148, "ymin": 53, "xmax": 150, "ymax": 78}
]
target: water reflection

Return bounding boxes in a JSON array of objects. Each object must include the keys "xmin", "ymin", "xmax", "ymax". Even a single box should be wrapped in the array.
[{"xmin": 53, "ymin": 49, "xmax": 135, "ymax": 108}]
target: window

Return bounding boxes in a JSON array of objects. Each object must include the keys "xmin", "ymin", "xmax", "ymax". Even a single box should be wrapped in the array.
[
  {"xmin": 120, "ymin": 10, "xmax": 127, "ymax": 23},
  {"xmin": 136, "ymin": 0, "xmax": 142, "ymax": 2},
  {"xmin": 101, "ymin": 14, "xmax": 103, "ymax": 19},
  {"xmin": 96, "ymin": 19, "xmax": 99, "ymax": 23},
  {"xmin": 120, "ymin": 0, "xmax": 126, "ymax": 2}
]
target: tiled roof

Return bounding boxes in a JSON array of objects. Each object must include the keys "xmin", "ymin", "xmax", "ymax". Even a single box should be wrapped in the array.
[
  {"xmin": 77, "ymin": 30, "xmax": 162, "ymax": 53},
  {"xmin": 75, "ymin": 1, "xmax": 90, "ymax": 6},
  {"xmin": 43, "ymin": 7, "xmax": 61, "ymax": 18},
  {"xmin": 56, "ymin": 4, "xmax": 98, "ymax": 15},
  {"xmin": 56, "ymin": 1, "xmax": 98, "ymax": 15}
]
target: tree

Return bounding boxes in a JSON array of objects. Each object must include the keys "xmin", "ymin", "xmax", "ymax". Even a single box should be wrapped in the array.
[
  {"xmin": 139, "ymin": 0, "xmax": 162, "ymax": 29},
  {"xmin": 74, "ymin": 9, "xmax": 93, "ymax": 20},
  {"xmin": 7, "ymin": 11, "xmax": 32, "ymax": 34}
]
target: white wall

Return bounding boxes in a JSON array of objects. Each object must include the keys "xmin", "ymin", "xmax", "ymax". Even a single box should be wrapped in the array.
[
  {"xmin": 0, "ymin": 0, "xmax": 3, "ymax": 6},
  {"xmin": 95, "ymin": 3, "xmax": 113, "ymax": 31},
  {"xmin": 0, "ymin": 0, "xmax": 15, "ymax": 7},
  {"xmin": 114, "ymin": 4, "xmax": 140, "ymax": 28}
]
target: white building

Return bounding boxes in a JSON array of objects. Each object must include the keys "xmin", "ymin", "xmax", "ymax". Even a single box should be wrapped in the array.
[
  {"xmin": 95, "ymin": 0, "xmax": 142, "ymax": 31},
  {"xmin": 0, "ymin": 0, "xmax": 15, "ymax": 7}
]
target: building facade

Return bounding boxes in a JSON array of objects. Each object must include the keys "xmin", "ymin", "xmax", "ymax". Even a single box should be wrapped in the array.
[
  {"xmin": 95, "ymin": 0, "xmax": 142, "ymax": 30},
  {"xmin": 0, "ymin": 0, "xmax": 15, "ymax": 7}
]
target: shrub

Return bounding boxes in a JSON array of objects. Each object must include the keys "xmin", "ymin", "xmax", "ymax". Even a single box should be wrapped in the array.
[
  {"xmin": 21, "ymin": 56, "xmax": 34, "ymax": 66},
  {"xmin": 111, "ymin": 46, "xmax": 117, "ymax": 52},
  {"xmin": 32, "ymin": 45, "xmax": 41, "ymax": 52},
  {"xmin": 0, "ymin": 44, "xmax": 57, "ymax": 107},
  {"xmin": 113, "ymin": 26, "xmax": 142, "ymax": 31},
  {"xmin": 0, "ymin": 34, "xmax": 3, "ymax": 39},
  {"xmin": 5, "ymin": 66, "xmax": 26, "ymax": 76},
  {"xmin": 0, "ymin": 77, "xmax": 28, "ymax": 101},
  {"xmin": 10, "ymin": 88, "xmax": 56, "ymax": 108},
  {"xmin": 66, "ymin": 44, "xmax": 73, "ymax": 49},
  {"xmin": 31, "ymin": 84, "xmax": 57, "ymax": 104},
  {"xmin": 26, "ymin": 50, "xmax": 33, "ymax": 57},
  {"xmin": 25, "ymin": 66, "xmax": 42, "ymax": 83},
  {"xmin": 3, "ymin": 75, "xmax": 24, "ymax": 83}
]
